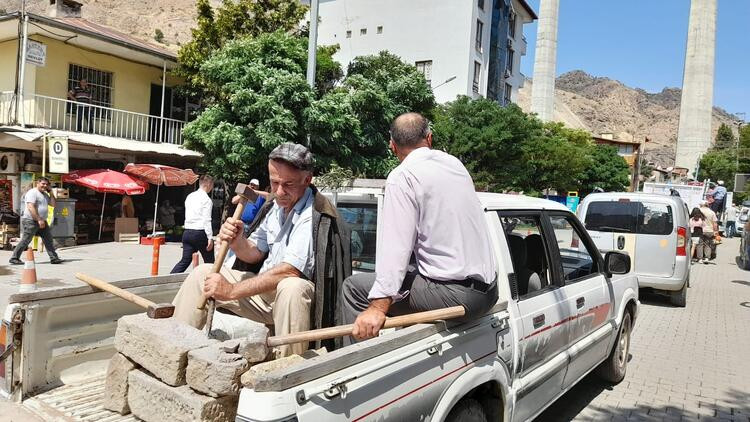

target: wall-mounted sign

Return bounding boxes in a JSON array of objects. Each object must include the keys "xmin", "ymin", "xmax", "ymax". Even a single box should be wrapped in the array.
[
  {"xmin": 26, "ymin": 40, "xmax": 46, "ymax": 67},
  {"xmin": 48, "ymin": 136, "xmax": 69, "ymax": 174}
]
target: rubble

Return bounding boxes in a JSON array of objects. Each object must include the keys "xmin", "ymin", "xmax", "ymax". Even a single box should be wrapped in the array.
[
  {"xmin": 186, "ymin": 340, "xmax": 250, "ymax": 397},
  {"xmin": 102, "ymin": 353, "xmax": 138, "ymax": 414},
  {"xmin": 128, "ymin": 370, "xmax": 238, "ymax": 422},
  {"xmin": 114, "ymin": 313, "xmax": 215, "ymax": 386}
]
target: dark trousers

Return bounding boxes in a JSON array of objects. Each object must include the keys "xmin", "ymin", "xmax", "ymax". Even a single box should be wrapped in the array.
[
  {"xmin": 340, "ymin": 271, "xmax": 498, "ymax": 345},
  {"xmin": 11, "ymin": 219, "xmax": 58, "ymax": 260},
  {"xmin": 75, "ymin": 104, "xmax": 92, "ymax": 132},
  {"xmin": 171, "ymin": 229, "xmax": 215, "ymax": 273},
  {"xmin": 726, "ymin": 221, "xmax": 736, "ymax": 237}
]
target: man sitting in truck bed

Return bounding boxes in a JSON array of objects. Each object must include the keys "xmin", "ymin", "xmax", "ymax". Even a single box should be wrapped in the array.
[
  {"xmin": 172, "ymin": 142, "xmax": 351, "ymax": 357},
  {"xmin": 340, "ymin": 112, "xmax": 498, "ymax": 342}
]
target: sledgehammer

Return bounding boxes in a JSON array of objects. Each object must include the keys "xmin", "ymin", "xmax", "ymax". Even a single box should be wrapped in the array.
[
  {"xmin": 75, "ymin": 273, "xmax": 175, "ymax": 318},
  {"xmin": 240, "ymin": 306, "xmax": 467, "ymax": 361},
  {"xmin": 197, "ymin": 183, "xmax": 258, "ymax": 336}
]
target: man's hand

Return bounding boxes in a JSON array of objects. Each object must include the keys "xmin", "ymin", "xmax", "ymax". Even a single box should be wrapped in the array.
[
  {"xmin": 203, "ymin": 272, "xmax": 235, "ymax": 301},
  {"xmin": 206, "ymin": 238, "xmax": 214, "ymax": 251},
  {"xmin": 37, "ymin": 219, "xmax": 47, "ymax": 229},
  {"xmin": 352, "ymin": 298, "xmax": 392, "ymax": 341},
  {"xmin": 218, "ymin": 217, "xmax": 244, "ymax": 246}
]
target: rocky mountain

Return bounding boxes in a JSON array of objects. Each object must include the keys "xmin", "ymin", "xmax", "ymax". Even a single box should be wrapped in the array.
[{"xmin": 517, "ymin": 70, "xmax": 741, "ymax": 166}]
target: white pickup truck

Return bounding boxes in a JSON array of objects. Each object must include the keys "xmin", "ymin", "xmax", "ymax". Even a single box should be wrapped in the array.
[
  {"xmin": 0, "ymin": 191, "xmax": 639, "ymax": 422},
  {"xmin": 235, "ymin": 192, "xmax": 639, "ymax": 422}
]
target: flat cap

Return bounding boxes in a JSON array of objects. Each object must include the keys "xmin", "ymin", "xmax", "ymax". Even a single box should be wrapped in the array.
[{"xmin": 268, "ymin": 142, "xmax": 314, "ymax": 171}]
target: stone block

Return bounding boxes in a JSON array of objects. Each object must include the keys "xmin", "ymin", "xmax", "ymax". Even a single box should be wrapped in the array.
[
  {"xmin": 114, "ymin": 313, "xmax": 215, "ymax": 386},
  {"xmin": 237, "ymin": 325, "xmax": 271, "ymax": 363},
  {"xmin": 241, "ymin": 348, "xmax": 327, "ymax": 389},
  {"xmin": 128, "ymin": 370, "xmax": 238, "ymax": 422},
  {"xmin": 102, "ymin": 352, "xmax": 138, "ymax": 414},
  {"xmin": 186, "ymin": 340, "xmax": 250, "ymax": 397}
]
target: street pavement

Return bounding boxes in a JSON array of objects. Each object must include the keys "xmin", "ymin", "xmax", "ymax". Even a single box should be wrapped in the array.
[{"xmin": 538, "ymin": 237, "xmax": 750, "ymax": 421}]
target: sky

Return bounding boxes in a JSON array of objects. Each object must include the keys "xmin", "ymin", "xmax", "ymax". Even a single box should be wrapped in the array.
[{"xmin": 520, "ymin": 0, "xmax": 749, "ymax": 119}]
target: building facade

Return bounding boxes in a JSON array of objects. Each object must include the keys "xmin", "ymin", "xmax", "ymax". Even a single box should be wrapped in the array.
[{"xmin": 315, "ymin": 0, "xmax": 536, "ymax": 105}]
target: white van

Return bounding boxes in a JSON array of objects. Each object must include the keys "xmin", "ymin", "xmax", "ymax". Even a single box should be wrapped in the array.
[{"xmin": 577, "ymin": 193, "xmax": 691, "ymax": 307}]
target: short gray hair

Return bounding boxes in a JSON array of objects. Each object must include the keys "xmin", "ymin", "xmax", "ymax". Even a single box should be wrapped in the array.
[{"xmin": 390, "ymin": 112, "xmax": 431, "ymax": 148}]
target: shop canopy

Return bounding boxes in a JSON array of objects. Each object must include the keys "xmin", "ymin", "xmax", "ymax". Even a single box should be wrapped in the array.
[{"xmin": 63, "ymin": 169, "xmax": 149, "ymax": 240}]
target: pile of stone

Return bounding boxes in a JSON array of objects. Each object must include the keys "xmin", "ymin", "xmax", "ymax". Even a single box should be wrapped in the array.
[{"xmin": 102, "ymin": 313, "xmax": 324, "ymax": 421}]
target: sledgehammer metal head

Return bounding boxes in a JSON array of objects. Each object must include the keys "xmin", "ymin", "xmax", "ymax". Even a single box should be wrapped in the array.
[
  {"xmin": 147, "ymin": 303, "xmax": 176, "ymax": 319},
  {"xmin": 235, "ymin": 183, "xmax": 258, "ymax": 202}
]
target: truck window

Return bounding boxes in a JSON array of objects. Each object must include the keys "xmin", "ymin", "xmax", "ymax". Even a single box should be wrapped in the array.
[
  {"xmin": 638, "ymin": 203, "xmax": 673, "ymax": 235},
  {"xmin": 338, "ymin": 203, "xmax": 377, "ymax": 271},
  {"xmin": 584, "ymin": 201, "xmax": 639, "ymax": 233},
  {"xmin": 549, "ymin": 215, "xmax": 598, "ymax": 282},
  {"xmin": 498, "ymin": 214, "xmax": 552, "ymax": 298}
]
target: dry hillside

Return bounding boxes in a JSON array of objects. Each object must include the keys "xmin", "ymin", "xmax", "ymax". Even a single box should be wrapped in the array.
[{"xmin": 517, "ymin": 70, "xmax": 740, "ymax": 166}]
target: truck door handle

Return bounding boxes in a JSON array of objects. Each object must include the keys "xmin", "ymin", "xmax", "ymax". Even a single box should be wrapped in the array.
[
  {"xmin": 532, "ymin": 314, "xmax": 545, "ymax": 329},
  {"xmin": 617, "ymin": 235, "xmax": 625, "ymax": 250},
  {"xmin": 576, "ymin": 297, "xmax": 585, "ymax": 309}
]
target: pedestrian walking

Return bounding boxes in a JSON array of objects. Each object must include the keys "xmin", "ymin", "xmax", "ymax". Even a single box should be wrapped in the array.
[
  {"xmin": 171, "ymin": 175, "xmax": 215, "ymax": 273},
  {"xmin": 689, "ymin": 207, "xmax": 704, "ymax": 262},
  {"xmin": 698, "ymin": 201, "xmax": 718, "ymax": 264},
  {"xmin": 724, "ymin": 204, "xmax": 738, "ymax": 238},
  {"xmin": 67, "ymin": 78, "xmax": 93, "ymax": 132},
  {"xmin": 9, "ymin": 177, "xmax": 63, "ymax": 265}
]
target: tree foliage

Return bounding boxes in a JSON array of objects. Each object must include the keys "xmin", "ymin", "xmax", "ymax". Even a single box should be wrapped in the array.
[
  {"xmin": 714, "ymin": 123, "xmax": 736, "ymax": 149},
  {"xmin": 697, "ymin": 149, "xmax": 737, "ymax": 190},
  {"xmin": 578, "ymin": 145, "xmax": 631, "ymax": 194},
  {"xmin": 177, "ymin": 0, "xmax": 309, "ymax": 96},
  {"xmin": 183, "ymin": 33, "xmax": 434, "ymax": 183}
]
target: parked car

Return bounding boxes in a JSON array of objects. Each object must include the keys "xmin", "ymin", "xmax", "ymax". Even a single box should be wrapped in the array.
[
  {"xmin": 236, "ymin": 194, "xmax": 639, "ymax": 422},
  {"xmin": 737, "ymin": 207, "xmax": 750, "ymax": 237},
  {"xmin": 577, "ymin": 192, "xmax": 691, "ymax": 307}
]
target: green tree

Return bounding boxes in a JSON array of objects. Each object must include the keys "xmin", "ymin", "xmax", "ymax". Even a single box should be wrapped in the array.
[
  {"xmin": 578, "ymin": 145, "xmax": 631, "ymax": 194},
  {"xmin": 524, "ymin": 123, "xmax": 591, "ymax": 194},
  {"xmin": 177, "ymin": 0, "xmax": 308, "ymax": 96},
  {"xmin": 714, "ymin": 123, "xmax": 735, "ymax": 149},
  {"xmin": 697, "ymin": 149, "xmax": 737, "ymax": 190}
]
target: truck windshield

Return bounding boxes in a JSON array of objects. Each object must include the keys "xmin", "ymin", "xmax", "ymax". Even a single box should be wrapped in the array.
[{"xmin": 338, "ymin": 203, "xmax": 378, "ymax": 271}]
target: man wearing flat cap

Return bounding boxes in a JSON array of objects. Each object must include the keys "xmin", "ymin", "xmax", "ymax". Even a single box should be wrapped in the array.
[{"xmin": 173, "ymin": 142, "xmax": 351, "ymax": 357}]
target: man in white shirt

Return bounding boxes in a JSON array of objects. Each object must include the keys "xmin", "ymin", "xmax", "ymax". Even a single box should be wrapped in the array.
[
  {"xmin": 340, "ymin": 112, "xmax": 498, "ymax": 342},
  {"xmin": 171, "ymin": 175, "xmax": 215, "ymax": 273}
]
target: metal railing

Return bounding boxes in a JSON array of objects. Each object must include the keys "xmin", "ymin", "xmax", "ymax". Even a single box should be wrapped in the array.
[{"xmin": 0, "ymin": 91, "xmax": 185, "ymax": 145}]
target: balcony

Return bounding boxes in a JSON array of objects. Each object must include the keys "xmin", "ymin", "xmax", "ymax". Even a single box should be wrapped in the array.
[{"xmin": 0, "ymin": 91, "xmax": 185, "ymax": 145}]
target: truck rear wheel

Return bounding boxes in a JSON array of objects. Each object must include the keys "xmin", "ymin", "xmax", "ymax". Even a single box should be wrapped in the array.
[
  {"xmin": 445, "ymin": 398, "xmax": 487, "ymax": 422},
  {"xmin": 597, "ymin": 311, "xmax": 631, "ymax": 384}
]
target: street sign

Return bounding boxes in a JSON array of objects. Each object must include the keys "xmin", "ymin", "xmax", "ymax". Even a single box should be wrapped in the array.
[
  {"xmin": 25, "ymin": 40, "xmax": 46, "ymax": 67},
  {"xmin": 48, "ymin": 136, "xmax": 69, "ymax": 174},
  {"xmin": 734, "ymin": 174, "xmax": 750, "ymax": 192}
]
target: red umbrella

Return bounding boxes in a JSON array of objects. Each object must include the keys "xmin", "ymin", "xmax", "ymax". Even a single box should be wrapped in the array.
[
  {"xmin": 123, "ymin": 164, "xmax": 200, "ymax": 235},
  {"xmin": 63, "ymin": 169, "xmax": 149, "ymax": 240}
]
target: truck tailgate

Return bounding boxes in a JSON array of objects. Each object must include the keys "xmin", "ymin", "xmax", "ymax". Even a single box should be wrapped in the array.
[{"xmin": 23, "ymin": 377, "xmax": 138, "ymax": 422}]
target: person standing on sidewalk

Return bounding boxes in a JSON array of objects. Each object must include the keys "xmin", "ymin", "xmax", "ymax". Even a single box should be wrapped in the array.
[
  {"xmin": 171, "ymin": 175, "xmax": 215, "ymax": 273},
  {"xmin": 9, "ymin": 177, "xmax": 62, "ymax": 265},
  {"xmin": 698, "ymin": 201, "xmax": 718, "ymax": 264},
  {"xmin": 724, "ymin": 204, "xmax": 738, "ymax": 238}
]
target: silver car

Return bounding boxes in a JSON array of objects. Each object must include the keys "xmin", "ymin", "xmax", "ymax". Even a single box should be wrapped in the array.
[{"xmin": 577, "ymin": 193, "xmax": 691, "ymax": 307}]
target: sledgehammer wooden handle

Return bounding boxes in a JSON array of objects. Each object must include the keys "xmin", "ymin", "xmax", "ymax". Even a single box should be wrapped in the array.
[
  {"xmin": 76, "ymin": 272, "xmax": 155, "ymax": 309},
  {"xmin": 266, "ymin": 306, "xmax": 466, "ymax": 347}
]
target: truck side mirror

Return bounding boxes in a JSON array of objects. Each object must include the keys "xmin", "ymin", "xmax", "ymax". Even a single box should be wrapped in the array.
[{"xmin": 604, "ymin": 251, "xmax": 630, "ymax": 277}]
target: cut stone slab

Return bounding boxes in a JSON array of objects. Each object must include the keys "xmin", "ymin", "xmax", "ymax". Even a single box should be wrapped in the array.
[
  {"xmin": 128, "ymin": 370, "xmax": 238, "ymax": 422},
  {"xmin": 102, "ymin": 352, "xmax": 138, "ymax": 414},
  {"xmin": 114, "ymin": 313, "xmax": 216, "ymax": 386},
  {"xmin": 241, "ymin": 348, "xmax": 327, "ymax": 389},
  {"xmin": 186, "ymin": 340, "xmax": 250, "ymax": 397},
  {"xmin": 237, "ymin": 325, "xmax": 271, "ymax": 363}
]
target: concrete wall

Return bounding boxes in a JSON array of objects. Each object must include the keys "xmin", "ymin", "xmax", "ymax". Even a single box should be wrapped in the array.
[
  {"xmin": 317, "ymin": 0, "xmax": 497, "ymax": 104},
  {"xmin": 0, "ymin": 39, "xmax": 18, "ymax": 93}
]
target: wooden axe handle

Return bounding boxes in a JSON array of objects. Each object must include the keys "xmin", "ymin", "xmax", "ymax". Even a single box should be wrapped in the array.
[
  {"xmin": 76, "ymin": 272, "xmax": 155, "ymax": 310},
  {"xmin": 197, "ymin": 196, "xmax": 249, "ymax": 310},
  {"xmin": 266, "ymin": 306, "xmax": 466, "ymax": 348}
]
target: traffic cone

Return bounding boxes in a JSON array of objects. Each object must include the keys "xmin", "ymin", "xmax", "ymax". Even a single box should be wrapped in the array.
[
  {"xmin": 192, "ymin": 252, "xmax": 199, "ymax": 269},
  {"xmin": 20, "ymin": 248, "xmax": 37, "ymax": 293}
]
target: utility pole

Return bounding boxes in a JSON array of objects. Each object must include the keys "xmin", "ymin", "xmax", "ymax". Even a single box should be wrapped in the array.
[
  {"xmin": 736, "ymin": 112, "xmax": 746, "ymax": 172},
  {"xmin": 305, "ymin": 0, "xmax": 320, "ymax": 149}
]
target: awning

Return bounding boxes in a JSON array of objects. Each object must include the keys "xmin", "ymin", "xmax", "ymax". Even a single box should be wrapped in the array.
[{"xmin": 0, "ymin": 126, "xmax": 201, "ymax": 158}]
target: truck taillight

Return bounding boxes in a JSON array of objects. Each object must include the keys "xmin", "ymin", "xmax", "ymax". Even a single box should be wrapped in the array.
[
  {"xmin": 677, "ymin": 227, "xmax": 687, "ymax": 256},
  {"xmin": 0, "ymin": 323, "xmax": 6, "ymax": 379}
]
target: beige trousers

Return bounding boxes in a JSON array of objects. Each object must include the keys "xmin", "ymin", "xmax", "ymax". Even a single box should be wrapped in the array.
[{"xmin": 171, "ymin": 264, "xmax": 314, "ymax": 357}]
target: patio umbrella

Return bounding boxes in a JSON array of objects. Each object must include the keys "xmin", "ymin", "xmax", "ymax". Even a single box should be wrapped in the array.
[
  {"xmin": 123, "ymin": 164, "xmax": 199, "ymax": 235},
  {"xmin": 62, "ymin": 169, "xmax": 149, "ymax": 240}
]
